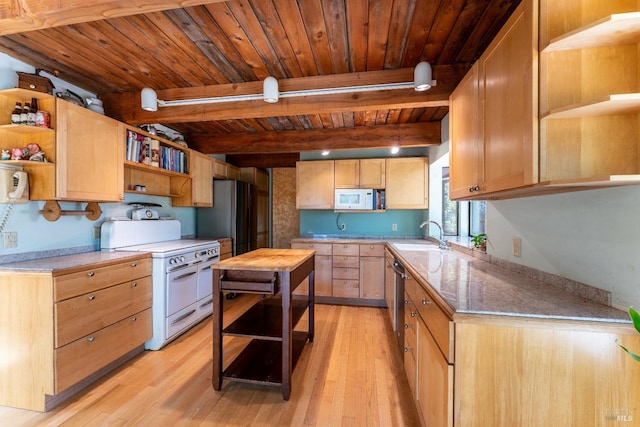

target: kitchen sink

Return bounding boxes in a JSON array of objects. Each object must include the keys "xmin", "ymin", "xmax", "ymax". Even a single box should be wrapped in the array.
[{"xmin": 393, "ymin": 243, "xmax": 440, "ymax": 251}]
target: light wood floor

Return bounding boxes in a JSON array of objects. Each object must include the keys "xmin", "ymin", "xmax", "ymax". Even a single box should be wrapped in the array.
[{"xmin": 0, "ymin": 295, "xmax": 420, "ymax": 426}]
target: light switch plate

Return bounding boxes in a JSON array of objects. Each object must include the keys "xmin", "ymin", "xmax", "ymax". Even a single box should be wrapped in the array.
[{"xmin": 512, "ymin": 237, "xmax": 521, "ymax": 257}]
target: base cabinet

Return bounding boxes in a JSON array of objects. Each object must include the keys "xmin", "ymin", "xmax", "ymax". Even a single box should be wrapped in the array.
[{"xmin": 0, "ymin": 254, "xmax": 152, "ymax": 412}]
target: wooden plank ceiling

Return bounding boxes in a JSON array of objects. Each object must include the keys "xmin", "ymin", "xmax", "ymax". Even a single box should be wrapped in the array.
[{"xmin": 0, "ymin": 0, "xmax": 520, "ymax": 168}]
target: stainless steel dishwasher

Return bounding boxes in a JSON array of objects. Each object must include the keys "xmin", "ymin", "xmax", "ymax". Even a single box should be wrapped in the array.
[{"xmin": 391, "ymin": 258, "xmax": 408, "ymax": 351}]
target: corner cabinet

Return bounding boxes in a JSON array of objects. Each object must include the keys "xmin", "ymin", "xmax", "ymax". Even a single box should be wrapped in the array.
[
  {"xmin": 539, "ymin": 1, "xmax": 640, "ymax": 186},
  {"xmin": 449, "ymin": 0, "xmax": 537, "ymax": 200},
  {"xmin": 385, "ymin": 157, "xmax": 429, "ymax": 209},
  {"xmin": 0, "ymin": 89, "xmax": 124, "ymax": 202}
]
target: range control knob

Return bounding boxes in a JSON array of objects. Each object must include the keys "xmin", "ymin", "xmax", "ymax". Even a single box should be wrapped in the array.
[{"xmin": 195, "ymin": 252, "xmax": 200, "ymax": 258}]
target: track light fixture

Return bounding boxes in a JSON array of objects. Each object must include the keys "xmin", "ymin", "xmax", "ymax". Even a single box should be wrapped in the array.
[{"xmin": 140, "ymin": 62, "xmax": 436, "ymax": 110}]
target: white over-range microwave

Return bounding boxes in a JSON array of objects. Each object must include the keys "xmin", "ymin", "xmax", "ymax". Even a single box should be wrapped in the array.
[{"xmin": 334, "ymin": 188, "xmax": 384, "ymax": 210}]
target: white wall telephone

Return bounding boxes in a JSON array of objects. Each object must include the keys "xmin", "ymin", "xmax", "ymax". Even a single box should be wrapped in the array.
[{"xmin": 0, "ymin": 168, "xmax": 29, "ymax": 204}]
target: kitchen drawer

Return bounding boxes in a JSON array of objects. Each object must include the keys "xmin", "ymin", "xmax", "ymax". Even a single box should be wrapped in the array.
[
  {"xmin": 292, "ymin": 242, "xmax": 333, "ymax": 256},
  {"xmin": 55, "ymin": 275, "xmax": 152, "ymax": 347},
  {"xmin": 332, "ymin": 279, "xmax": 359, "ymax": 298},
  {"xmin": 405, "ymin": 274, "xmax": 453, "ymax": 363},
  {"xmin": 332, "ymin": 255, "xmax": 359, "ymax": 268},
  {"xmin": 332, "ymin": 243, "xmax": 359, "ymax": 256},
  {"xmin": 55, "ymin": 308, "xmax": 151, "ymax": 393},
  {"xmin": 359, "ymin": 243, "xmax": 384, "ymax": 257},
  {"xmin": 333, "ymin": 267, "xmax": 359, "ymax": 280},
  {"xmin": 54, "ymin": 257, "xmax": 152, "ymax": 302}
]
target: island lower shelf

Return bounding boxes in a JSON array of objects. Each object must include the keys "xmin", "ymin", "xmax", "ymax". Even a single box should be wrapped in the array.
[
  {"xmin": 222, "ymin": 331, "xmax": 308, "ymax": 386},
  {"xmin": 223, "ymin": 296, "xmax": 309, "ymax": 339}
]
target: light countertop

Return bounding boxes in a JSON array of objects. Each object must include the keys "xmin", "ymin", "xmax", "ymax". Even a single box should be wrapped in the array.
[
  {"xmin": 0, "ymin": 251, "xmax": 150, "ymax": 274},
  {"xmin": 292, "ymin": 237, "xmax": 630, "ymax": 323}
]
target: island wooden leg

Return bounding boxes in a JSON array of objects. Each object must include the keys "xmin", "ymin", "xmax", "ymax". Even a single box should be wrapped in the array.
[
  {"xmin": 281, "ymin": 272, "xmax": 292, "ymax": 401},
  {"xmin": 308, "ymin": 270, "xmax": 315, "ymax": 342},
  {"xmin": 212, "ymin": 269, "xmax": 223, "ymax": 391}
]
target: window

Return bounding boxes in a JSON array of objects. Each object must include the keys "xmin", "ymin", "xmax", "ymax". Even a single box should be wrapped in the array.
[
  {"xmin": 470, "ymin": 201, "xmax": 486, "ymax": 236},
  {"xmin": 441, "ymin": 167, "xmax": 458, "ymax": 236}
]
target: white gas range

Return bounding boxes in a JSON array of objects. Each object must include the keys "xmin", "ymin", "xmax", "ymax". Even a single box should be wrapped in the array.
[{"xmin": 100, "ymin": 219, "xmax": 220, "ymax": 350}]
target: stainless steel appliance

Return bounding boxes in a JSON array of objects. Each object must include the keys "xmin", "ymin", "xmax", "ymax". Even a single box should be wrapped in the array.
[
  {"xmin": 391, "ymin": 258, "xmax": 407, "ymax": 350},
  {"xmin": 100, "ymin": 220, "xmax": 220, "ymax": 350},
  {"xmin": 196, "ymin": 180, "xmax": 257, "ymax": 256}
]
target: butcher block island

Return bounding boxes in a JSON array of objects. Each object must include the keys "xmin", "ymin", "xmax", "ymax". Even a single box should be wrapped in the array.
[{"xmin": 211, "ymin": 248, "xmax": 315, "ymax": 400}]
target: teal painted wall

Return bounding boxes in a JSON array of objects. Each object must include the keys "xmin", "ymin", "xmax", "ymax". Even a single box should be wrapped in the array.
[{"xmin": 299, "ymin": 209, "xmax": 426, "ymax": 238}]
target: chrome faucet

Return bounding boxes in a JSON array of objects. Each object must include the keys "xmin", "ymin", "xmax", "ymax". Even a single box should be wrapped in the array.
[{"xmin": 419, "ymin": 220, "xmax": 450, "ymax": 250}]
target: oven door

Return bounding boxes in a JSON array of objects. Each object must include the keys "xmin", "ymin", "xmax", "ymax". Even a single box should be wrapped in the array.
[
  {"xmin": 167, "ymin": 264, "xmax": 198, "ymax": 316},
  {"xmin": 196, "ymin": 256, "xmax": 219, "ymax": 319}
]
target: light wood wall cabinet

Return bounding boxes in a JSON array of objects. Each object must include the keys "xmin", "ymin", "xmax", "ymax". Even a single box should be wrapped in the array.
[
  {"xmin": 172, "ymin": 150, "xmax": 213, "ymax": 207},
  {"xmin": 334, "ymin": 158, "xmax": 386, "ymax": 189},
  {"xmin": 0, "ymin": 89, "xmax": 124, "ymax": 202},
  {"xmin": 385, "ymin": 157, "xmax": 429, "ymax": 209},
  {"xmin": 296, "ymin": 160, "xmax": 335, "ymax": 209},
  {"xmin": 539, "ymin": 0, "xmax": 640, "ymax": 186},
  {"xmin": 450, "ymin": 0, "xmax": 537, "ymax": 200},
  {"xmin": 0, "ymin": 254, "xmax": 152, "ymax": 412}
]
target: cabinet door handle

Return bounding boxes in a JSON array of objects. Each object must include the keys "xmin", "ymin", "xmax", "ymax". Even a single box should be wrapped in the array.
[
  {"xmin": 200, "ymin": 299, "xmax": 213, "ymax": 308},
  {"xmin": 87, "ymin": 271, "xmax": 95, "ymax": 277},
  {"xmin": 411, "ymin": 312, "xmax": 417, "ymax": 317},
  {"xmin": 404, "ymin": 324, "xmax": 410, "ymax": 329},
  {"xmin": 88, "ymin": 336, "xmax": 95, "ymax": 342},
  {"xmin": 404, "ymin": 300, "xmax": 410, "ymax": 304},
  {"xmin": 422, "ymin": 299, "xmax": 429, "ymax": 305},
  {"xmin": 88, "ymin": 295, "xmax": 96, "ymax": 301},
  {"xmin": 173, "ymin": 271, "xmax": 197, "ymax": 281},
  {"xmin": 131, "ymin": 262, "xmax": 138, "ymax": 267},
  {"xmin": 131, "ymin": 282, "xmax": 138, "ymax": 287},
  {"xmin": 404, "ymin": 347, "xmax": 411, "ymax": 353},
  {"xmin": 469, "ymin": 185, "xmax": 480, "ymax": 192},
  {"xmin": 131, "ymin": 316, "xmax": 137, "ymax": 322}
]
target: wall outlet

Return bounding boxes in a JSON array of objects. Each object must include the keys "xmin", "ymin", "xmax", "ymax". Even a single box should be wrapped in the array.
[
  {"xmin": 340, "ymin": 223, "xmax": 346, "ymax": 230},
  {"xmin": 512, "ymin": 237, "xmax": 521, "ymax": 257},
  {"xmin": 392, "ymin": 223, "xmax": 398, "ymax": 231},
  {"xmin": 3, "ymin": 232, "xmax": 17, "ymax": 248}
]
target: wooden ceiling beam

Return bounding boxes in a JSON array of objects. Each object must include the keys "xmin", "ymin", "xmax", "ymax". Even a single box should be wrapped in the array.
[
  {"xmin": 188, "ymin": 122, "xmax": 440, "ymax": 155},
  {"xmin": 101, "ymin": 66, "xmax": 464, "ymax": 125},
  {"xmin": 0, "ymin": 0, "xmax": 227, "ymax": 35}
]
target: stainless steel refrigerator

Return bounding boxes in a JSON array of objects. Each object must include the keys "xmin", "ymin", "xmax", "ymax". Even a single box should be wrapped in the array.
[{"xmin": 196, "ymin": 180, "xmax": 258, "ymax": 256}]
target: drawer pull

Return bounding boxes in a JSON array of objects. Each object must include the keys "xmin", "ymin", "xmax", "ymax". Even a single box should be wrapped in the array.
[
  {"xmin": 88, "ymin": 295, "xmax": 96, "ymax": 301},
  {"xmin": 411, "ymin": 312, "xmax": 417, "ymax": 317},
  {"xmin": 88, "ymin": 336, "xmax": 95, "ymax": 342},
  {"xmin": 172, "ymin": 309, "xmax": 197, "ymax": 325},
  {"xmin": 132, "ymin": 282, "xmax": 138, "ymax": 287},
  {"xmin": 131, "ymin": 262, "xmax": 137, "ymax": 267},
  {"xmin": 131, "ymin": 316, "xmax": 137, "ymax": 322},
  {"xmin": 404, "ymin": 300, "xmax": 410, "ymax": 305},
  {"xmin": 343, "ymin": 256, "xmax": 348, "ymax": 260},
  {"xmin": 422, "ymin": 299, "xmax": 430, "ymax": 305},
  {"xmin": 87, "ymin": 271, "xmax": 95, "ymax": 277},
  {"xmin": 173, "ymin": 271, "xmax": 197, "ymax": 281},
  {"xmin": 343, "ymin": 245, "xmax": 348, "ymax": 248},
  {"xmin": 404, "ymin": 324, "xmax": 410, "ymax": 329},
  {"xmin": 404, "ymin": 347, "xmax": 411, "ymax": 353}
]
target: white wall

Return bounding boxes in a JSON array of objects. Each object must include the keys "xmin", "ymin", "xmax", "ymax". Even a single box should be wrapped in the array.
[{"xmin": 430, "ymin": 114, "xmax": 640, "ymax": 311}]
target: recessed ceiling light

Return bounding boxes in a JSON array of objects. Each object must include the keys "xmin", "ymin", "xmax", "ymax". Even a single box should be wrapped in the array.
[
  {"xmin": 321, "ymin": 150, "xmax": 330, "ymax": 156},
  {"xmin": 390, "ymin": 146, "xmax": 399, "ymax": 154}
]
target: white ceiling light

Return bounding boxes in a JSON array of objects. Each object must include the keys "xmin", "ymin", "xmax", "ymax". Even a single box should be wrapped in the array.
[
  {"xmin": 142, "ymin": 63, "xmax": 436, "ymax": 109},
  {"xmin": 141, "ymin": 87, "xmax": 158, "ymax": 112},
  {"xmin": 263, "ymin": 76, "xmax": 279, "ymax": 103},
  {"xmin": 390, "ymin": 146, "xmax": 400, "ymax": 154},
  {"xmin": 414, "ymin": 61, "xmax": 437, "ymax": 92},
  {"xmin": 321, "ymin": 150, "xmax": 330, "ymax": 156}
]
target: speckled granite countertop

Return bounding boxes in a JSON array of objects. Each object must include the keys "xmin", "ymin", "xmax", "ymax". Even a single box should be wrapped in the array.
[
  {"xmin": 292, "ymin": 237, "xmax": 630, "ymax": 323},
  {"xmin": 0, "ymin": 251, "xmax": 150, "ymax": 274}
]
